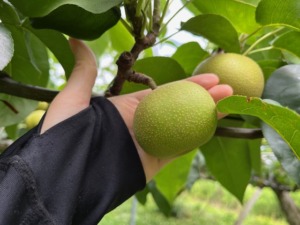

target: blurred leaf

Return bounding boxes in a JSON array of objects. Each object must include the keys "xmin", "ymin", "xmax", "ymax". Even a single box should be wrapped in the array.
[
  {"xmin": 108, "ymin": 21, "xmax": 134, "ymax": 52},
  {"xmin": 191, "ymin": 0, "xmax": 260, "ymax": 33},
  {"xmin": 1, "ymin": 1, "xmax": 49, "ymax": 86},
  {"xmin": 0, "ymin": 24, "xmax": 14, "ymax": 70},
  {"xmin": 256, "ymin": 59, "xmax": 286, "ymax": 80},
  {"xmin": 121, "ymin": 57, "xmax": 186, "ymax": 94},
  {"xmin": 263, "ymin": 65, "xmax": 300, "ymax": 112},
  {"xmin": 262, "ymin": 124, "xmax": 300, "ymax": 185},
  {"xmin": 180, "ymin": 0, "xmax": 201, "ymax": 15},
  {"xmin": 172, "ymin": 42, "xmax": 209, "ymax": 75},
  {"xmin": 248, "ymin": 136, "xmax": 262, "ymax": 174},
  {"xmin": 256, "ymin": 0, "xmax": 300, "ymax": 30},
  {"xmin": 262, "ymin": 64, "xmax": 300, "ymax": 184},
  {"xmin": 181, "ymin": 14, "xmax": 240, "ymax": 53},
  {"xmin": 147, "ymin": 181, "xmax": 172, "ymax": 217},
  {"xmin": 8, "ymin": 0, "xmax": 122, "ymax": 16},
  {"xmin": 273, "ymin": 31, "xmax": 300, "ymax": 59},
  {"xmin": 23, "ymin": 20, "xmax": 74, "ymax": 77},
  {"xmin": 201, "ymin": 137, "xmax": 252, "ymax": 202},
  {"xmin": 135, "ymin": 186, "xmax": 150, "ymax": 205},
  {"xmin": 217, "ymin": 96, "xmax": 300, "ymax": 159},
  {"xmin": 155, "ymin": 150, "xmax": 197, "ymax": 204},
  {"xmin": 239, "ymin": 0, "xmax": 261, "ymax": 6},
  {"xmin": 30, "ymin": 6, "xmax": 121, "ymax": 40},
  {"xmin": 0, "ymin": 95, "xmax": 37, "ymax": 127}
]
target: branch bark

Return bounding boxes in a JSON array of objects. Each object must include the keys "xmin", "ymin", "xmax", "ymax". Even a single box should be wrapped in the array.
[
  {"xmin": 105, "ymin": 0, "xmax": 161, "ymax": 97},
  {"xmin": 0, "ymin": 71, "xmax": 58, "ymax": 102},
  {"xmin": 273, "ymin": 189, "xmax": 300, "ymax": 225}
]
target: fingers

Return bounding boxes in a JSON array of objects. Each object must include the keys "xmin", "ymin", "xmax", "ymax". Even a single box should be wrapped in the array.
[
  {"xmin": 65, "ymin": 38, "xmax": 98, "ymax": 100},
  {"xmin": 40, "ymin": 38, "xmax": 97, "ymax": 133},
  {"xmin": 208, "ymin": 84, "xmax": 233, "ymax": 103},
  {"xmin": 187, "ymin": 74, "xmax": 219, "ymax": 90}
]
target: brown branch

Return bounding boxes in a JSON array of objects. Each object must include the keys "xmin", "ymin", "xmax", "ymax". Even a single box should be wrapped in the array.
[
  {"xmin": 105, "ymin": 1, "xmax": 162, "ymax": 97},
  {"xmin": 0, "ymin": 71, "xmax": 58, "ymax": 102},
  {"xmin": 215, "ymin": 126, "xmax": 263, "ymax": 139}
]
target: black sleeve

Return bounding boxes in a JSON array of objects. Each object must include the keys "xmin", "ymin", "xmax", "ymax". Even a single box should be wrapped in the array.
[{"xmin": 0, "ymin": 97, "xmax": 146, "ymax": 225}]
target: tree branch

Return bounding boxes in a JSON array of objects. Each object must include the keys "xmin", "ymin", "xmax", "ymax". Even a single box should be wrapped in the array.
[
  {"xmin": 105, "ymin": 1, "xmax": 161, "ymax": 97},
  {"xmin": 0, "ymin": 71, "xmax": 58, "ymax": 102}
]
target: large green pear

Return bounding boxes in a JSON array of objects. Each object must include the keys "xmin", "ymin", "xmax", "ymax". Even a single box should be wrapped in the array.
[
  {"xmin": 133, "ymin": 80, "xmax": 217, "ymax": 158},
  {"xmin": 194, "ymin": 53, "xmax": 264, "ymax": 97}
]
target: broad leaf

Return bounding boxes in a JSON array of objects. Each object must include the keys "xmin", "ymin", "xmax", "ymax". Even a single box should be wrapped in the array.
[
  {"xmin": 263, "ymin": 64, "xmax": 300, "ymax": 183},
  {"xmin": 147, "ymin": 181, "xmax": 172, "ymax": 216},
  {"xmin": 108, "ymin": 21, "xmax": 134, "ymax": 52},
  {"xmin": 0, "ymin": 95, "xmax": 37, "ymax": 127},
  {"xmin": 181, "ymin": 14, "xmax": 240, "ymax": 53},
  {"xmin": 263, "ymin": 65, "xmax": 300, "ymax": 112},
  {"xmin": 262, "ymin": 124, "xmax": 300, "ymax": 185},
  {"xmin": 154, "ymin": 150, "xmax": 197, "ymax": 204},
  {"xmin": 23, "ymin": 20, "xmax": 75, "ymax": 77},
  {"xmin": 191, "ymin": 0, "xmax": 260, "ymax": 33},
  {"xmin": 273, "ymin": 31, "xmax": 300, "ymax": 60},
  {"xmin": 8, "ymin": 0, "xmax": 122, "ymax": 16},
  {"xmin": 1, "ymin": 2, "xmax": 49, "ymax": 86},
  {"xmin": 121, "ymin": 57, "xmax": 186, "ymax": 94},
  {"xmin": 0, "ymin": 24, "xmax": 14, "ymax": 70},
  {"xmin": 256, "ymin": 59, "xmax": 286, "ymax": 80},
  {"xmin": 201, "ymin": 137, "xmax": 252, "ymax": 202},
  {"xmin": 30, "ymin": 6, "xmax": 121, "ymax": 40},
  {"xmin": 256, "ymin": 0, "xmax": 300, "ymax": 30},
  {"xmin": 217, "ymin": 96, "xmax": 300, "ymax": 159},
  {"xmin": 172, "ymin": 42, "xmax": 209, "ymax": 75}
]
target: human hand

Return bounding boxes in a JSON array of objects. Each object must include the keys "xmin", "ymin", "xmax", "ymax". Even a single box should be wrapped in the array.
[
  {"xmin": 108, "ymin": 75, "xmax": 233, "ymax": 181},
  {"xmin": 41, "ymin": 39, "xmax": 233, "ymax": 182}
]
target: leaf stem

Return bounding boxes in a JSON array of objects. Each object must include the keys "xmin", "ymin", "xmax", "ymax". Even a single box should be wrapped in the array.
[
  {"xmin": 243, "ymin": 27, "xmax": 284, "ymax": 56},
  {"xmin": 159, "ymin": 0, "xmax": 170, "ymax": 26},
  {"xmin": 120, "ymin": 17, "xmax": 134, "ymax": 35},
  {"xmin": 247, "ymin": 46, "xmax": 275, "ymax": 55},
  {"xmin": 159, "ymin": 0, "xmax": 190, "ymax": 35},
  {"xmin": 136, "ymin": 0, "xmax": 144, "ymax": 17}
]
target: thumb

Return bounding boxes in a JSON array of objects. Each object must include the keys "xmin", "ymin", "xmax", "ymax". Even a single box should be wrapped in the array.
[
  {"xmin": 40, "ymin": 38, "xmax": 97, "ymax": 133},
  {"xmin": 65, "ymin": 38, "xmax": 98, "ymax": 97}
]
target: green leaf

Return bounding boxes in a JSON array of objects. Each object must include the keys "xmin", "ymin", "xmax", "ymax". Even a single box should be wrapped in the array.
[
  {"xmin": 273, "ymin": 31, "xmax": 300, "ymax": 59},
  {"xmin": 0, "ymin": 95, "xmax": 37, "ymax": 127},
  {"xmin": 191, "ymin": 0, "xmax": 260, "ymax": 33},
  {"xmin": 8, "ymin": 0, "xmax": 122, "ymax": 16},
  {"xmin": 1, "ymin": 2, "xmax": 49, "ymax": 87},
  {"xmin": 154, "ymin": 150, "xmax": 197, "ymax": 204},
  {"xmin": 256, "ymin": 59, "xmax": 286, "ymax": 80},
  {"xmin": 181, "ymin": 14, "xmax": 240, "ymax": 53},
  {"xmin": 0, "ymin": 24, "xmax": 14, "ymax": 70},
  {"xmin": 263, "ymin": 65, "xmax": 300, "ymax": 112},
  {"xmin": 262, "ymin": 64, "xmax": 300, "ymax": 183},
  {"xmin": 121, "ymin": 57, "xmax": 186, "ymax": 94},
  {"xmin": 256, "ymin": 0, "xmax": 300, "ymax": 30},
  {"xmin": 217, "ymin": 96, "xmax": 300, "ymax": 159},
  {"xmin": 172, "ymin": 42, "xmax": 209, "ymax": 76},
  {"xmin": 201, "ymin": 137, "xmax": 252, "ymax": 202},
  {"xmin": 262, "ymin": 124, "xmax": 300, "ymax": 185},
  {"xmin": 23, "ymin": 20, "xmax": 75, "ymax": 77},
  {"xmin": 30, "ymin": 6, "xmax": 121, "ymax": 40},
  {"xmin": 147, "ymin": 181, "xmax": 172, "ymax": 216},
  {"xmin": 108, "ymin": 21, "xmax": 134, "ymax": 52}
]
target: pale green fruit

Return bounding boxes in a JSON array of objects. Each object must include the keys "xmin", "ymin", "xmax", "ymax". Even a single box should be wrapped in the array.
[
  {"xmin": 133, "ymin": 80, "xmax": 217, "ymax": 159},
  {"xmin": 25, "ymin": 110, "xmax": 45, "ymax": 129},
  {"xmin": 37, "ymin": 101, "xmax": 49, "ymax": 110},
  {"xmin": 194, "ymin": 53, "xmax": 264, "ymax": 97}
]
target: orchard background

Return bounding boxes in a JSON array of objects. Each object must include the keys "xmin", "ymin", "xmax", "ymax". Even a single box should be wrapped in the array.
[{"xmin": 1, "ymin": 0, "xmax": 300, "ymax": 224}]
